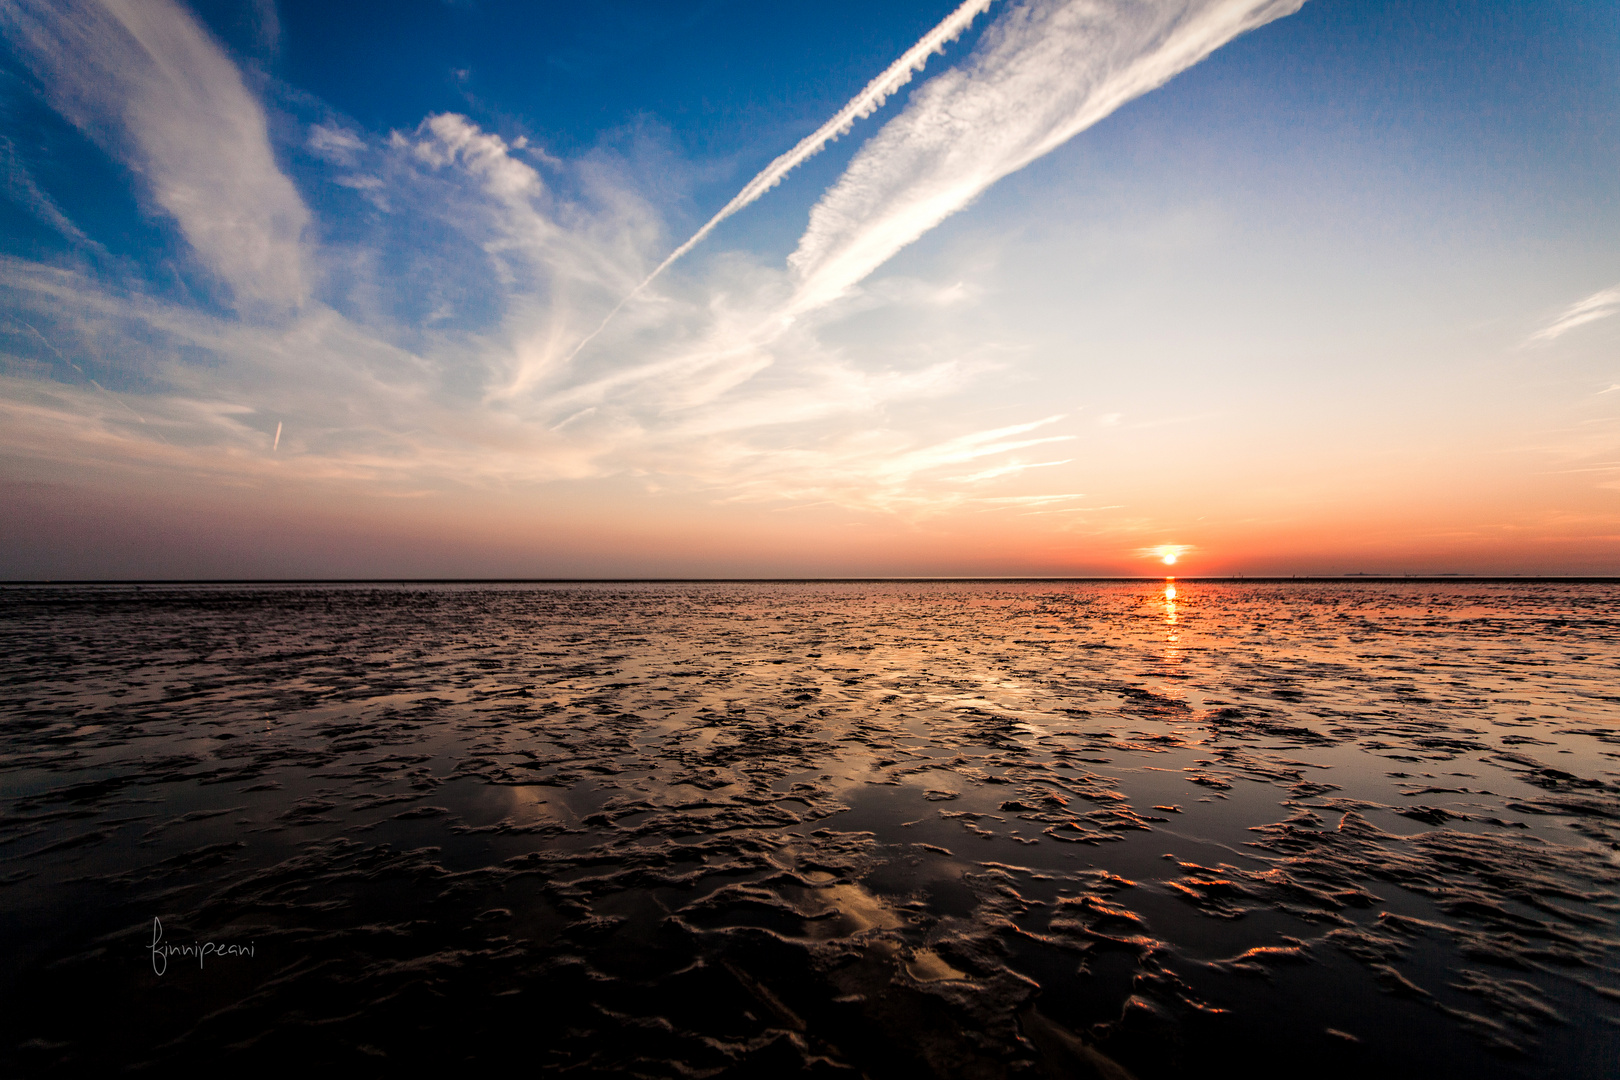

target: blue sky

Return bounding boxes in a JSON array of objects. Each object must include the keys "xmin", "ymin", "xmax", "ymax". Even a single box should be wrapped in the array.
[{"xmin": 0, "ymin": 0, "xmax": 1616, "ymax": 577}]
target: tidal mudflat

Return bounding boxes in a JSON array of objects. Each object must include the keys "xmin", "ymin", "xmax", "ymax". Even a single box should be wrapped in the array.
[{"xmin": 1, "ymin": 581, "xmax": 1616, "ymax": 1077}]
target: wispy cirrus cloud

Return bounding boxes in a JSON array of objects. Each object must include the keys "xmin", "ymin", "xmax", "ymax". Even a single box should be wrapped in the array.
[
  {"xmin": 0, "ymin": 136, "xmax": 101, "ymax": 249},
  {"xmin": 543, "ymin": 1, "xmax": 1313, "ymax": 433},
  {"xmin": 787, "ymin": 0, "xmax": 1306, "ymax": 312},
  {"xmin": 563, "ymin": 0, "xmax": 1310, "ymax": 398},
  {"xmin": 1528, "ymin": 284, "xmax": 1620, "ymax": 344},
  {"xmin": 0, "ymin": 0, "xmax": 1307, "ymax": 527},
  {"xmin": 661, "ymin": 417, "xmax": 1087, "ymax": 515},
  {"xmin": 0, "ymin": 0, "xmax": 310, "ymax": 309}
]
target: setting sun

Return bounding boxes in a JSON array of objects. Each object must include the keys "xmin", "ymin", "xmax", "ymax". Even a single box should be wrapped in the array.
[{"xmin": 1141, "ymin": 544, "xmax": 1195, "ymax": 569}]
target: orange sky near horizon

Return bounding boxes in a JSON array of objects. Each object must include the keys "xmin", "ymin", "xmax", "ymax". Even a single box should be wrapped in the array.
[{"xmin": 4, "ymin": 439, "xmax": 1615, "ymax": 578}]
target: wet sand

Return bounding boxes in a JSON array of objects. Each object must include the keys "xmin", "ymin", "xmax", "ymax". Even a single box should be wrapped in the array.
[{"xmin": 1, "ymin": 581, "xmax": 1616, "ymax": 1077}]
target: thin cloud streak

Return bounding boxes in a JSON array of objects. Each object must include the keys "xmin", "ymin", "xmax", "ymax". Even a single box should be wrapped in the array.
[
  {"xmin": 0, "ymin": 137, "xmax": 100, "ymax": 248},
  {"xmin": 948, "ymin": 458, "xmax": 1071, "ymax": 483},
  {"xmin": 1528, "ymin": 284, "xmax": 1620, "ymax": 344},
  {"xmin": 788, "ymin": 0, "xmax": 1306, "ymax": 312}
]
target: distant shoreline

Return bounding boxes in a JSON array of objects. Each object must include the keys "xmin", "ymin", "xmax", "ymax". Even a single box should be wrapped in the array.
[{"xmin": 3, "ymin": 577, "xmax": 1617, "ymax": 586}]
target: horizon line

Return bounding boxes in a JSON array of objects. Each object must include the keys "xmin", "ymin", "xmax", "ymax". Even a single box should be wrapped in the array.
[{"xmin": 3, "ymin": 576, "xmax": 1618, "ymax": 587}]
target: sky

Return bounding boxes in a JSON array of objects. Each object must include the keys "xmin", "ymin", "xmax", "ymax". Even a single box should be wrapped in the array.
[{"xmin": 0, "ymin": 0, "xmax": 1616, "ymax": 579}]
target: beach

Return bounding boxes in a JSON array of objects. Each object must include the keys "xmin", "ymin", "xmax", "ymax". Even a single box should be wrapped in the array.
[{"xmin": 2, "ymin": 581, "xmax": 1616, "ymax": 1076}]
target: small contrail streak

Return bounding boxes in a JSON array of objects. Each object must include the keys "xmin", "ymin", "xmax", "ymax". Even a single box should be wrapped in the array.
[
  {"xmin": 563, "ymin": 0, "xmax": 995, "ymax": 363},
  {"xmin": 272, "ymin": 421, "xmax": 281, "ymax": 452},
  {"xmin": 5, "ymin": 315, "xmax": 177, "ymax": 442},
  {"xmin": 88, "ymin": 379, "xmax": 146, "ymax": 423}
]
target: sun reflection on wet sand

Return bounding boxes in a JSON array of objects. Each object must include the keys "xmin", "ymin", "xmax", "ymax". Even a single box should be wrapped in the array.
[{"xmin": 1162, "ymin": 579, "xmax": 1180, "ymax": 665}]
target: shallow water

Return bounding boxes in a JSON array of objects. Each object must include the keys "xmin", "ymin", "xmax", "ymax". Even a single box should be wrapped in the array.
[{"xmin": 1, "ymin": 581, "xmax": 1617, "ymax": 1077}]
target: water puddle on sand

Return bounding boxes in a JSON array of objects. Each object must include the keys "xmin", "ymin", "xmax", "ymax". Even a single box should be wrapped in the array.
[{"xmin": 0, "ymin": 581, "xmax": 1617, "ymax": 1077}]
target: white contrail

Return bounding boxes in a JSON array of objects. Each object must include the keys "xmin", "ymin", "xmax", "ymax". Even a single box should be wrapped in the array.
[
  {"xmin": 789, "ymin": 0, "xmax": 1310, "ymax": 314},
  {"xmin": 272, "ymin": 421, "xmax": 281, "ymax": 451},
  {"xmin": 564, "ymin": 0, "xmax": 995, "ymax": 361},
  {"xmin": 646, "ymin": 0, "xmax": 994, "ymax": 285},
  {"xmin": 5, "ymin": 314, "xmax": 174, "ymax": 437}
]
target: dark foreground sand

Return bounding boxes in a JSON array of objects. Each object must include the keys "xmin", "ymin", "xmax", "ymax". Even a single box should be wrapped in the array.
[{"xmin": 1, "ymin": 581, "xmax": 1616, "ymax": 1077}]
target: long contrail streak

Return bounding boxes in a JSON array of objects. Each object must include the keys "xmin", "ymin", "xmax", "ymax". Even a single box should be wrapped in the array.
[{"xmin": 564, "ymin": 0, "xmax": 995, "ymax": 362}]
